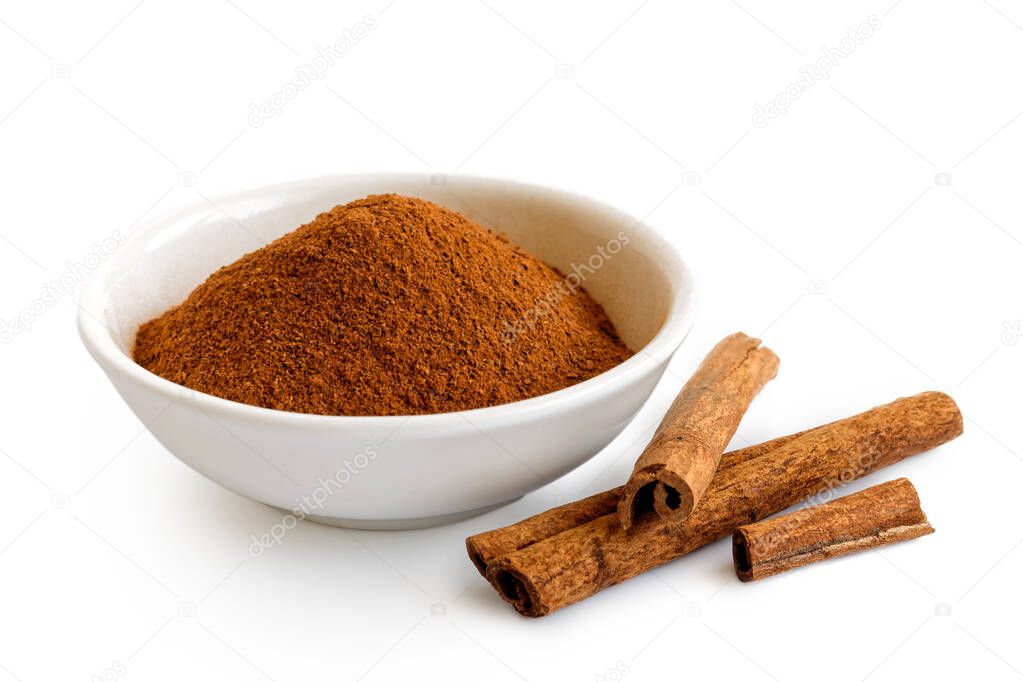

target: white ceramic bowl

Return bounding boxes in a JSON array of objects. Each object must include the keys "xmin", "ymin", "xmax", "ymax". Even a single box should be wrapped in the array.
[{"xmin": 78, "ymin": 174, "xmax": 696, "ymax": 529}]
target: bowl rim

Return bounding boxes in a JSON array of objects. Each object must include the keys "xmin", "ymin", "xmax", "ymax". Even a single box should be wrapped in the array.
[{"xmin": 77, "ymin": 173, "xmax": 697, "ymax": 427}]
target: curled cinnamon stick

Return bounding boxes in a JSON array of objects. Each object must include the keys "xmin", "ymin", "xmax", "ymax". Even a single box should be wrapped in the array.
[
  {"xmin": 733, "ymin": 478, "xmax": 933, "ymax": 581},
  {"xmin": 485, "ymin": 392, "xmax": 961, "ymax": 617},
  {"xmin": 618, "ymin": 333, "xmax": 779, "ymax": 529},
  {"xmin": 467, "ymin": 428, "xmax": 814, "ymax": 577}
]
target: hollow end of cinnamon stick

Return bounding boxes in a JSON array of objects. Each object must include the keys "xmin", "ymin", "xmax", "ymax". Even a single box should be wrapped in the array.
[
  {"xmin": 732, "ymin": 531, "xmax": 756, "ymax": 581},
  {"xmin": 488, "ymin": 562, "xmax": 546, "ymax": 618},
  {"xmin": 621, "ymin": 473, "xmax": 696, "ymax": 527},
  {"xmin": 653, "ymin": 476, "xmax": 694, "ymax": 518}
]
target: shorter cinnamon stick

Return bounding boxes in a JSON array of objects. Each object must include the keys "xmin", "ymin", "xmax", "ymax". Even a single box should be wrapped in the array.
[
  {"xmin": 733, "ymin": 478, "xmax": 933, "ymax": 582},
  {"xmin": 618, "ymin": 332, "xmax": 779, "ymax": 529}
]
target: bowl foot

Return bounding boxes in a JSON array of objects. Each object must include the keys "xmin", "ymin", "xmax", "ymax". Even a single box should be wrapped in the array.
[{"xmin": 298, "ymin": 496, "xmax": 525, "ymax": 530}]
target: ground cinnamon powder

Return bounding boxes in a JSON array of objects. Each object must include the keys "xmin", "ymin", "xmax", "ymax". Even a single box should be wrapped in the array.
[{"xmin": 133, "ymin": 194, "xmax": 633, "ymax": 416}]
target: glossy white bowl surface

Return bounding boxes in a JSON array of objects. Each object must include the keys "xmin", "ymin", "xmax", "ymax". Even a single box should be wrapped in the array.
[{"xmin": 78, "ymin": 174, "xmax": 696, "ymax": 528}]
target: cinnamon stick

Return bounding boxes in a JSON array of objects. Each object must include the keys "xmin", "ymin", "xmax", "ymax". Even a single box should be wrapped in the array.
[
  {"xmin": 467, "ymin": 428, "xmax": 814, "ymax": 577},
  {"xmin": 484, "ymin": 392, "xmax": 961, "ymax": 617},
  {"xmin": 618, "ymin": 333, "xmax": 779, "ymax": 529},
  {"xmin": 732, "ymin": 478, "xmax": 933, "ymax": 581}
]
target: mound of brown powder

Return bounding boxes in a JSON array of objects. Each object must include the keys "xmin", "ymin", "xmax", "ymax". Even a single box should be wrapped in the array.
[{"xmin": 133, "ymin": 194, "xmax": 633, "ymax": 416}]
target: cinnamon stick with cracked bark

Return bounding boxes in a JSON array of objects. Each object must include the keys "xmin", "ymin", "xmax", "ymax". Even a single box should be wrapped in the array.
[
  {"xmin": 618, "ymin": 333, "xmax": 779, "ymax": 529},
  {"xmin": 467, "ymin": 428, "xmax": 815, "ymax": 577},
  {"xmin": 732, "ymin": 478, "xmax": 934, "ymax": 581},
  {"xmin": 483, "ymin": 392, "xmax": 961, "ymax": 617}
]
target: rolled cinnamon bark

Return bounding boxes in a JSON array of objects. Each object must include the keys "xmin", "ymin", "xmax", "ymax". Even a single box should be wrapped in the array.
[
  {"xmin": 732, "ymin": 478, "xmax": 933, "ymax": 581},
  {"xmin": 466, "ymin": 428, "xmax": 814, "ymax": 576},
  {"xmin": 485, "ymin": 392, "xmax": 961, "ymax": 617},
  {"xmin": 618, "ymin": 333, "xmax": 779, "ymax": 529},
  {"xmin": 468, "ymin": 488, "xmax": 620, "ymax": 577}
]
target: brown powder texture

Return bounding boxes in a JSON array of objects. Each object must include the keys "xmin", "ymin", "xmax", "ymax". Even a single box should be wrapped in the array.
[{"xmin": 133, "ymin": 194, "xmax": 634, "ymax": 416}]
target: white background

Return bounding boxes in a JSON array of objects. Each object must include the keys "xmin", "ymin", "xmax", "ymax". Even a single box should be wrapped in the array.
[{"xmin": 1, "ymin": 1, "xmax": 1022, "ymax": 680}]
